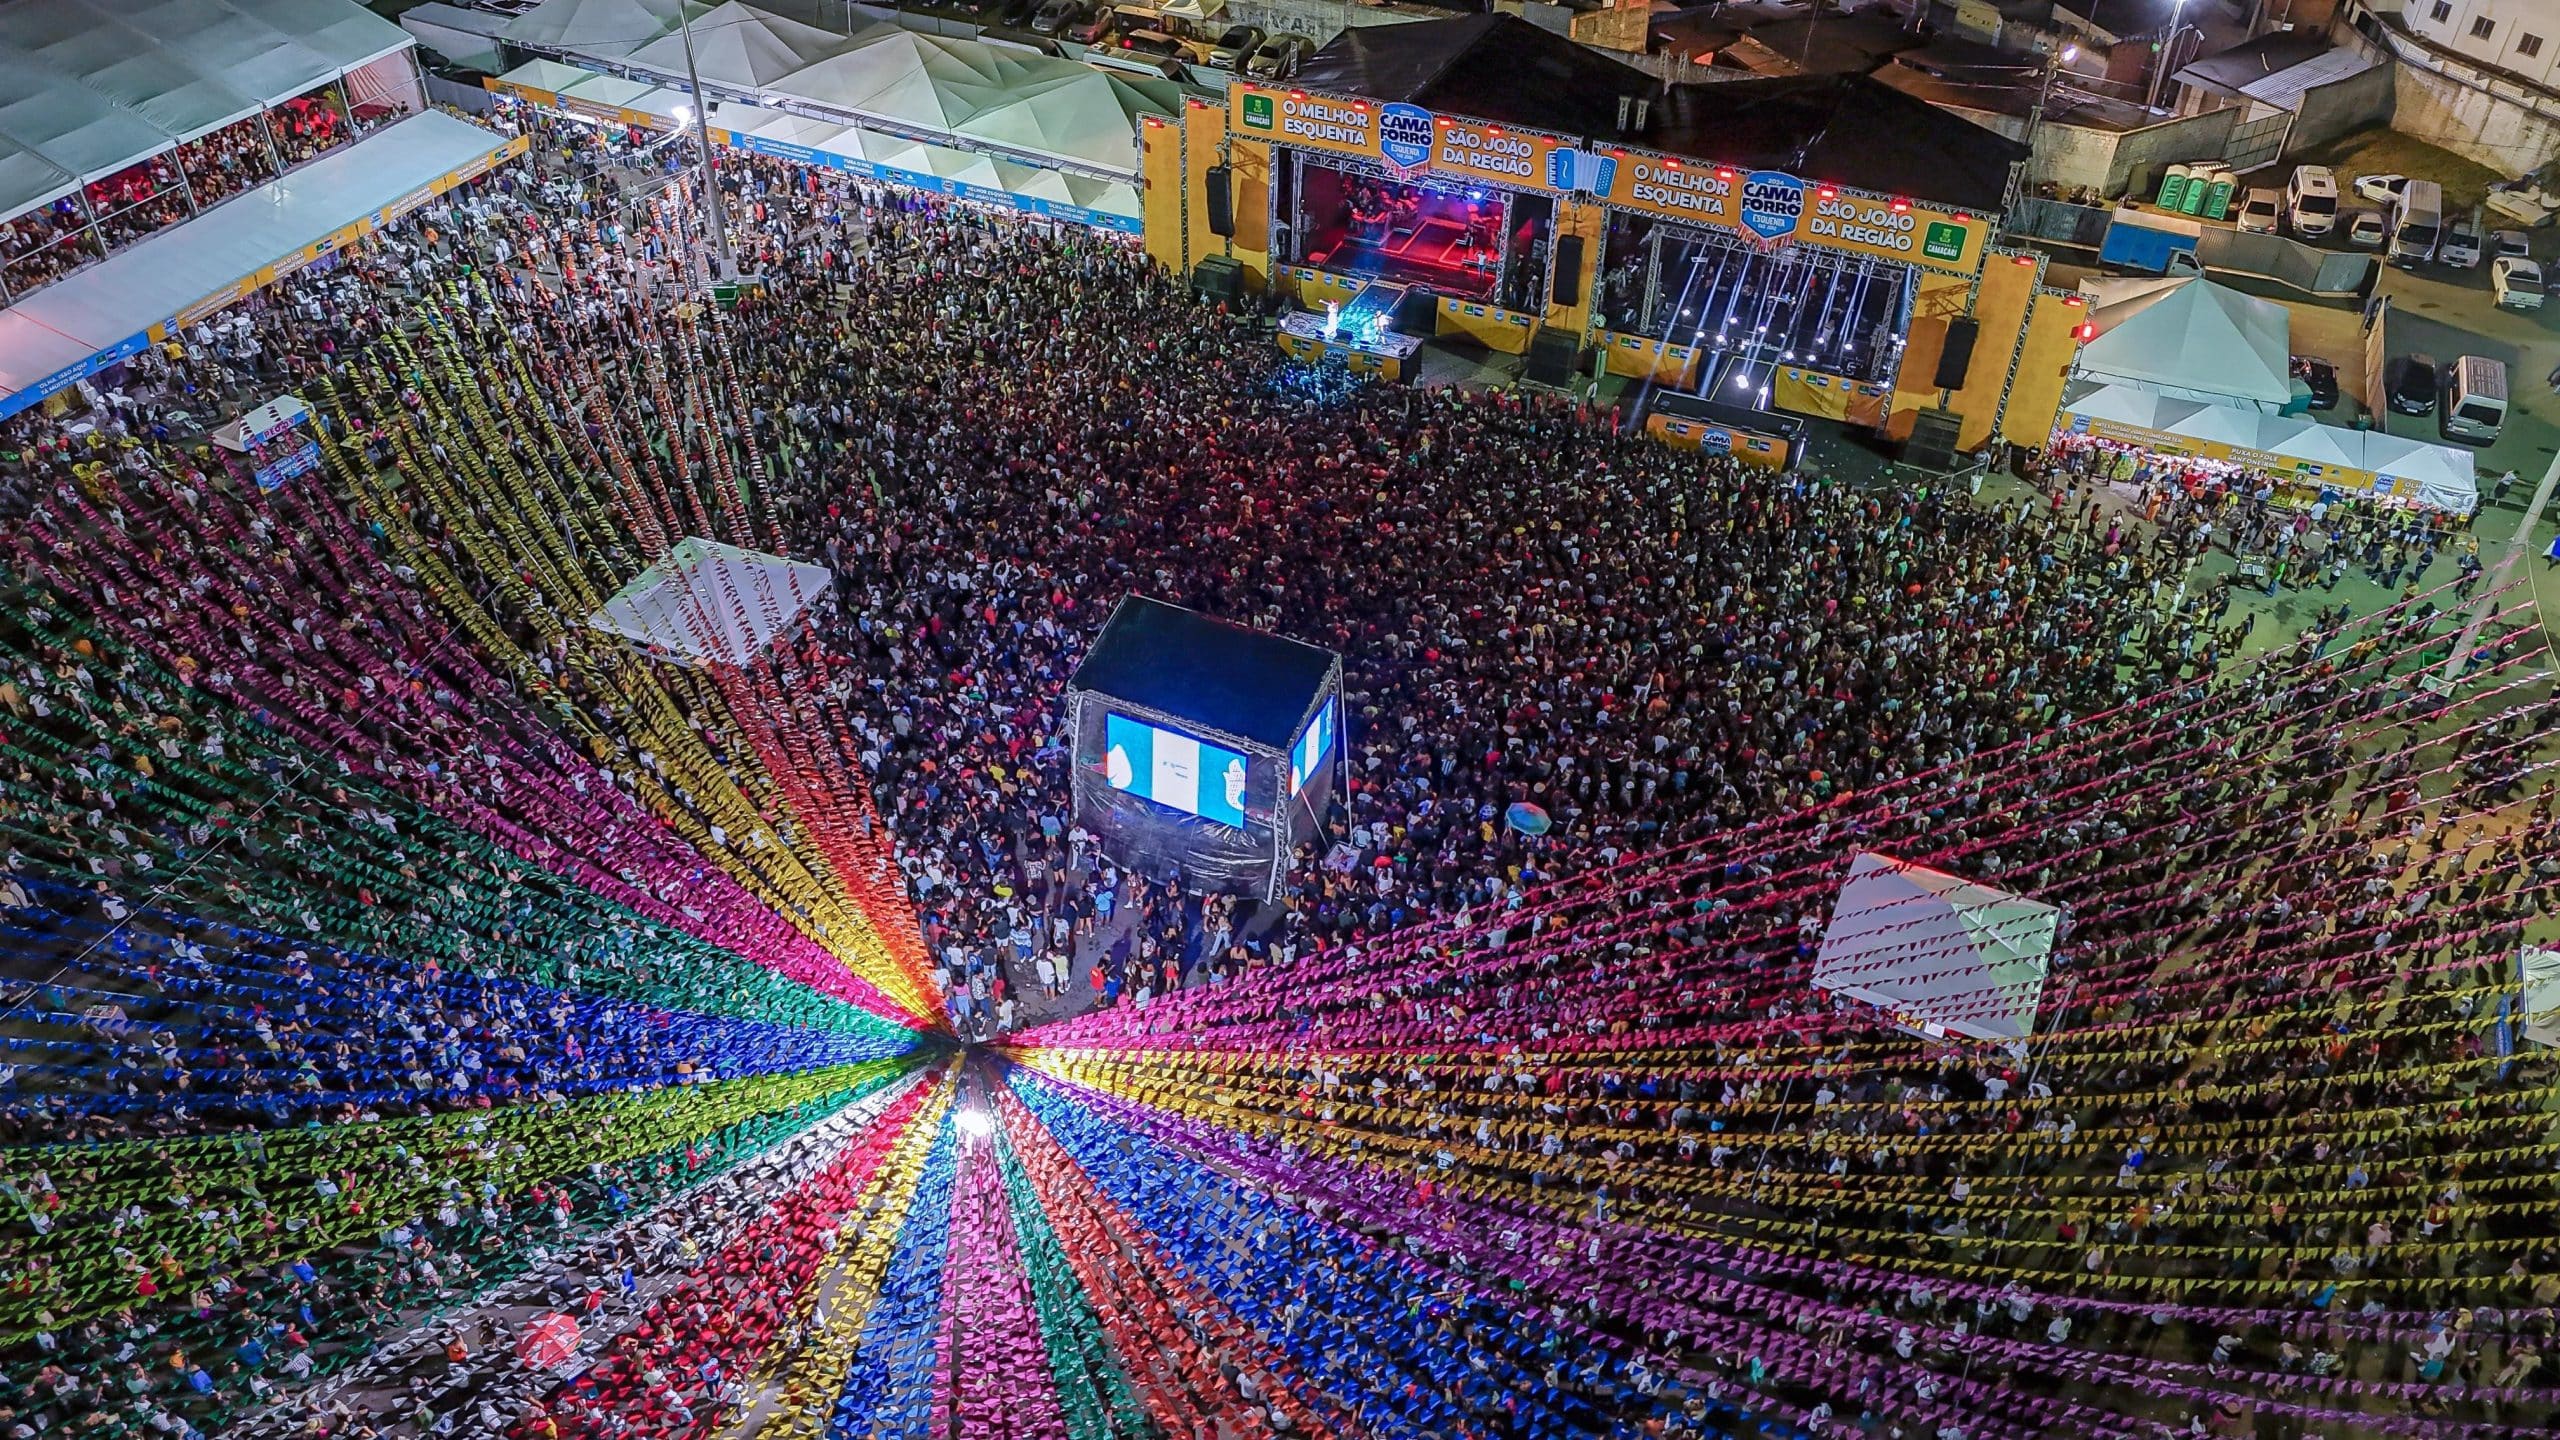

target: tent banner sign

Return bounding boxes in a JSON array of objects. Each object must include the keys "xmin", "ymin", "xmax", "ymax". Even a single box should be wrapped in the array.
[
  {"xmin": 1232, "ymin": 86, "xmax": 1574, "ymax": 193},
  {"xmin": 1591, "ymin": 148, "xmax": 1987, "ymax": 275}
]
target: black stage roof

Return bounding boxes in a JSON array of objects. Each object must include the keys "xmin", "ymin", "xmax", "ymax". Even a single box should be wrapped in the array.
[
  {"xmin": 1290, "ymin": 15, "xmax": 2026, "ymax": 213},
  {"xmin": 1068, "ymin": 597, "xmax": 1337, "ymax": 751}
]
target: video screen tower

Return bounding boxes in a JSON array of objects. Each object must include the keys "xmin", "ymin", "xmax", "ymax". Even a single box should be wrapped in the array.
[{"xmin": 1065, "ymin": 597, "xmax": 1345, "ymax": 902}]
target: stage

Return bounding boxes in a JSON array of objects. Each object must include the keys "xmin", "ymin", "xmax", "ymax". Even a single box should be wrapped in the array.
[{"xmin": 1276, "ymin": 280, "xmax": 1423, "ymax": 380}]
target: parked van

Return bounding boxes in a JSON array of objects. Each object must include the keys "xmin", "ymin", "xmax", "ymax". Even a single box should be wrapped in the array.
[
  {"xmin": 2284, "ymin": 165, "xmax": 2339, "ymax": 237},
  {"xmin": 2389, "ymin": 179, "xmax": 2443, "ymax": 266},
  {"xmin": 2442, "ymin": 355, "xmax": 2507, "ymax": 444}
]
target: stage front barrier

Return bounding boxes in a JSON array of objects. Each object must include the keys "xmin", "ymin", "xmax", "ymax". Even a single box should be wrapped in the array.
[
  {"xmin": 1772, "ymin": 367, "xmax": 1892, "ymax": 429},
  {"xmin": 1644, "ymin": 413, "xmax": 1790, "ymax": 469},
  {"xmin": 1434, "ymin": 298, "xmax": 1535, "ymax": 355},
  {"xmin": 1599, "ymin": 331, "xmax": 1703, "ymax": 388}
]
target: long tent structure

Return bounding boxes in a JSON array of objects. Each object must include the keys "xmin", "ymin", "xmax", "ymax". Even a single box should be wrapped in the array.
[
  {"xmin": 495, "ymin": 0, "xmax": 1175, "ymax": 182},
  {"xmin": 0, "ymin": 110, "xmax": 519, "ymax": 419},
  {"xmin": 2073, "ymin": 277, "xmax": 2294, "ymax": 413},
  {"xmin": 0, "ymin": 0, "xmax": 414, "ymax": 188},
  {"xmin": 2058, "ymin": 380, "xmax": 2478, "ymax": 514}
]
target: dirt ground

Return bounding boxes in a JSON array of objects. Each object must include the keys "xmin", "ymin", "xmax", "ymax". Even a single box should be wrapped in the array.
[{"xmin": 2288, "ymin": 126, "xmax": 2513, "ymax": 213}]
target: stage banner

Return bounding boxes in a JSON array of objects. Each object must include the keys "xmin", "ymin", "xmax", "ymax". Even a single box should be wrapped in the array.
[
  {"xmin": 1590, "ymin": 149, "xmax": 1989, "ymax": 275},
  {"xmin": 1774, "ymin": 367, "xmax": 1891, "ymax": 427},
  {"xmin": 1233, "ymin": 86, "xmax": 1576, "ymax": 194}
]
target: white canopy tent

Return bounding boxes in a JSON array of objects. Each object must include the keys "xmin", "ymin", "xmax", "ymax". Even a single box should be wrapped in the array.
[
  {"xmin": 0, "ymin": 110, "xmax": 510, "ymax": 417},
  {"xmin": 621, "ymin": 0, "xmax": 849, "ymax": 89},
  {"xmin": 2074, "ymin": 277, "xmax": 2294, "ymax": 413},
  {"xmin": 503, "ymin": 0, "xmax": 707, "ymax": 59},
  {"xmin": 2517, "ymin": 947, "xmax": 2560, "ymax": 1050},
  {"xmin": 0, "ymin": 0, "xmax": 416, "ymax": 224},
  {"xmin": 2361, "ymin": 433, "xmax": 2479, "ymax": 514},
  {"xmin": 1812, "ymin": 852, "xmax": 2063, "ymax": 1047},
  {"xmin": 514, "ymin": 6, "xmax": 1172, "ymax": 181},
  {"xmin": 588, "ymin": 538, "xmax": 834, "ymax": 666},
  {"xmin": 0, "ymin": 134, "xmax": 78, "ymax": 227},
  {"xmin": 2057, "ymin": 381, "xmax": 2479, "ymax": 516},
  {"xmin": 400, "ymin": 3, "xmax": 512, "ymax": 75},
  {"xmin": 783, "ymin": 30, "xmax": 1017, "ymax": 132}
]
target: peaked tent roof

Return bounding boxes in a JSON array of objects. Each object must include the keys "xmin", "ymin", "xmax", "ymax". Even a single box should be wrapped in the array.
[
  {"xmin": 623, "ymin": 0, "xmax": 849, "ymax": 89},
  {"xmin": 504, "ymin": 0, "xmax": 707, "ymax": 59},
  {"xmin": 781, "ymin": 30, "xmax": 1018, "ymax": 132},
  {"xmin": 588, "ymin": 537, "xmax": 833, "ymax": 666},
  {"xmin": 956, "ymin": 71, "xmax": 1170, "ymax": 171},
  {"xmin": 1812, "ymin": 852, "xmax": 2062, "ymax": 1046},
  {"xmin": 0, "ymin": 131, "xmax": 77, "ymax": 220},
  {"xmin": 2075, "ymin": 278, "xmax": 2292, "ymax": 412}
]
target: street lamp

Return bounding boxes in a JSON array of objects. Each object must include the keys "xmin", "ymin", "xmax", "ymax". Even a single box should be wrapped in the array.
[
  {"xmin": 2146, "ymin": 0, "xmax": 2200, "ymax": 113},
  {"xmin": 674, "ymin": 5, "xmax": 741, "ymax": 282}
]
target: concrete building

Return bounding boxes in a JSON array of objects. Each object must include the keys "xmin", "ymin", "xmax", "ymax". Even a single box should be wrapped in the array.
[
  {"xmin": 2395, "ymin": 0, "xmax": 2560, "ymax": 85},
  {"xmin": 2345, "ymin": 0, "xmax": 2560, "ymax": 173}
]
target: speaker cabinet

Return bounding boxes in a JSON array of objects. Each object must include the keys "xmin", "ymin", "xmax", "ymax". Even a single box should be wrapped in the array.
[
  {"xmin": 1902, "ymin": 407, "xmax": 1964, "ymax": 470},
  {"xmin": 1551, "ymin": 234, "xmax": 1583, "ymax": 308},
  {"xmin": 1524, "ymin": 328, "xmax": 1580, "ymax": 386},
  {"xmin": 1931, "ymin": 318, "xmax": 1980, "ymax": 390},
  {"xmin": 1204, "ymin": 165, "xmax": 1234, "ymax": 238}
]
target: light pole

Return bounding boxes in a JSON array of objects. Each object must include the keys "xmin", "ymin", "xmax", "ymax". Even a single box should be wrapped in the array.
[
  {"xmin": 2145, "ymin": 1, "xmax": 2199, "ymax": 113},
  {"xmin": 2025, "ymin": 41, "xmax": 2079, "ymax": 173},
  {"xmin": 674, "ymin": 6, "xmax": 740, "ymax": 282}
]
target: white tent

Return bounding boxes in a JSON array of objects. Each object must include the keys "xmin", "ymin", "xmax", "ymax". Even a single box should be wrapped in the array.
[
  {"xmin": 0, "ymin": 133, "xmax": 77, "ymax": 225},
  {"xmin": 493, "ymin": 57, "xmax": 600, "ymax": 102},
  {"xmin": 956, "ymin": 70, "xmax": 1174, "ymax": 172},
  {"xmin": 1812, "ymin": 852, "xmax": 2063, "ymax": 1046},
  {"xmin": 399, "ymin": 3, "xmax": 512, "ymax": 74},
  {"xmin": 622, "ymin": 0, "xmax": 848, "ymax": 90},
  {"xmin": 2074, "ymin": 277, "xmax": 2293, "ymax": 413},
  {"xmin": 2362, "ymin": 432, "xmax": 2478, "ymax": 515},
  {"xmin": 1, "ymin": 110, "xmax": 506, "ymax": 415},
  {"xmin": 2517, "ymin": 947, "xmax": 2560, "ymax": 1050},
  {"xmin": 503, "ymin": 0, "xmax": 707, "ymax": 59},
  {"xmin": 2259, "ymin": 416, "xmax": 2364, "ymax": 469},
  {"xmin": 588, "ymin": 538, "xmax": 833, "ymax": 665},
  {"xmin": 782, "ymin": 30, "xmax": 1016, "ymax": 132}
]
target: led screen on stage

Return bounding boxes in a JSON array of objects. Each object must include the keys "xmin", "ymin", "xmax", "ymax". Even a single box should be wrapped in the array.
[
  {"xmin": 1290, "ymin": 695, "xmax": 1337, "ymax": 794},
  {"xmin": 1103, "ymin": 713, "xmax": 1249, "ymax": 828}
]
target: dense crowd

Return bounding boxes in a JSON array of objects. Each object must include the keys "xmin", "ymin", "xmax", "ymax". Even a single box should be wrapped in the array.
[{"xmin": 0, "ymin": 100, "xmax": 2555, "ymax": 1440}]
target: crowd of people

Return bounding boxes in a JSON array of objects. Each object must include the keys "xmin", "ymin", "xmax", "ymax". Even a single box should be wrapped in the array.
[{"xmin": 0, "ymin": 96, "xmax": 2554, "ymax": 1440}]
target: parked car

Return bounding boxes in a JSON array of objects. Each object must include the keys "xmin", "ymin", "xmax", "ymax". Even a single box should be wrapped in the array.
[
  {"xmin": 2387, "ymin": 353, "xmax": 2439, "ymax": 416},
  {"xmin": 1068, "ymin": 5, "xmax": 1116, "ymax": 42},
  {"xmin": 1209, "ymin": 23, "xmax": 1265, "ymax": 68},
  {"xmin": 1030, "ymin": 0, "xmax": 1082, "ymax": 32},
  {"xmin": 1117, "ymin": 26, "xmax": 1181, "ymax": 55},
  {"xmin": 2344, "ymin": 209, "xmax": 2387, "ymax": 248},
  {"xmin": 2495, "ymin": 228, "xmax": 2533, "ymax": 258},
  {"xmin": 2353, "ymin": 172, "xmax": 2409, "ymax": 206},
  {"xmin": 990, "ymin": 0, "xmax": 1042, "ymax": 26},
  {"xmin": 2235, "ymin": 188, "xmax": 2281, "ymax": 235},
  {"xmin": 2493, "ymin": 255, "xmax": 2545, "ymax": 309},
  {"xmin": 1244, "ymin": 33, "xmax": 1312, "ymax": 79},
  {"xmin": 2289, "ymin": 355, "xmax": 2339, "ymax": 410},
  {"xmin": 2439, "ymin": 214, "xmax": 2484, "ymax": 267}
]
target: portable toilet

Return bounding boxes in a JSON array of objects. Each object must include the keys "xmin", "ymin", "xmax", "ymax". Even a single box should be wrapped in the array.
[
  {"xmin": 2200, "ymin": 169, "xmax": 2238, "ymax": 220},
  {"xmin": 2156, "ymin": 164, "xmax": 2193, "ymax": 212}
]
